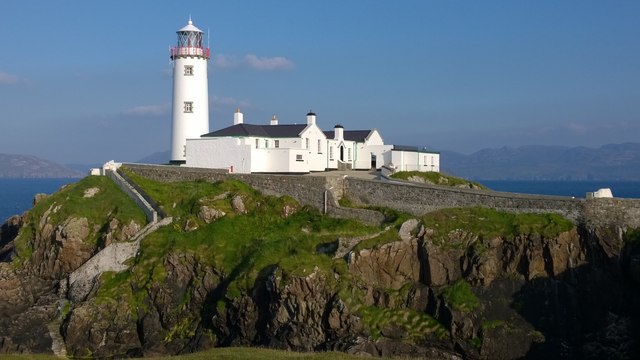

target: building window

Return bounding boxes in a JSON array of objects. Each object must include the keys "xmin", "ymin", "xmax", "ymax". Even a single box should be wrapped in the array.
[
  {"xmin": 275, "ymin": 140, "xmax": 280, "ymax": 148},
  {"xmin": 296, "ymin": 154, "xmax": 303, "ymax": 162},
  {"xmin": 255, "ymin": 139, "xmax": 259, "ymax": 149},
  {"xmin": 265, "ymin": 139, "xmax": 269, "ymax": 148},
  {"xmin": 317, "ymin": 139, "xmax": 322, "ymax": 153},
  {"xmin": 329, "ymin": 146, "xmax": 334, "ymax": 160},
  {"xmin": 184, "ymin": 101, "xmax": 193, "ymax": 113},
  {"xmin": 348, "ymin": 148, "xmax": 352, "ymax": 161},
  {"xmin": 184, "ymin": 65, "xmax": 194, "ymax": 76},
  {"xmin": 305, "ymin": 138, "xmax": 310, "ymax": 149}
]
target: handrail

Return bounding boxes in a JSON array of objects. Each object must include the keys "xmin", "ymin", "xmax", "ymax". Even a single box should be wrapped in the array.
[{"xmin": 170, "ymin": 46, "xmax": 210, "ymax": 58}]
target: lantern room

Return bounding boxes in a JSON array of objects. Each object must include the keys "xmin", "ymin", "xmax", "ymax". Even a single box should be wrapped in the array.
[{"xmin": 170, "ymin": 18, "xmax": 210, "ymax": 59}]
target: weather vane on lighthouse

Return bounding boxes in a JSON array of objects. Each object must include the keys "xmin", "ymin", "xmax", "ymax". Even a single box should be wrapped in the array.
[{"xmin": 169, "ymin": 18, "xmax": 211, "ymax": 164}]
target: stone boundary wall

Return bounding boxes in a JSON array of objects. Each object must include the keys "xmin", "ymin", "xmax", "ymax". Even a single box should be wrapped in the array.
[
  {"xmin": 106, "ymin": 169, "xmax": 158, "ymax": 223},
  {"xmin": 123, "ymin": 164, "xmax": 329, "ymax": 210},
  {"xmin": 123, "ymin": 164, "xmax": 640, "ymax": 228},
  {"xmin": 582, "ymin": 198, "xmax": 640, "ymax": 228},
  {"xmin": 116, "ymin": 168, "xmax": 167, "ymax": 219},
  {"xmin": 344, "ymin": 178, "xmax": 585, "ymax": 221}
]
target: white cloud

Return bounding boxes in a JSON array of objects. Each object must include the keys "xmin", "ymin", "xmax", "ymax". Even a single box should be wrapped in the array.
[
  {"xmin": 0, "ymin": 71, "xmax": 21, "ymax": 85},
  {"xmin": 214, "ymin": 54, "xmax": 241, "ymax": 69},
  {"xmin": 245, "ymin": 54, "xmax": 294, "ymax": 70},
  {"xmin": 210, "ymin": 95, "xmax": 251, "ymax": 108},
  {"xmin": 211, "ymin": 54, "xmax": 294, "ymax": 71},
  {"xmin": 123, "ymin": 104, "xmax": 170, "ymax": 116}
]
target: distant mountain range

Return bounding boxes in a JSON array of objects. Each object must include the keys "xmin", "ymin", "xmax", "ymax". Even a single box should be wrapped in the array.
[
  {"xmin": 136, "ymin": 150, "xmax": 171, "ymax": 165},
  {"xmin": 441, "ymin": 143, "xmax": 640, "ymax": 181},
  {"xmin": 0, "ymin": 154, "xmax": 84, "ymax": 178}
]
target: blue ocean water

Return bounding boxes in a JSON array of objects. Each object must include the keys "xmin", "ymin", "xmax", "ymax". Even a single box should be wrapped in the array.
[
  {"xmin": 0, "ymin": 178, "xmax": 81, "ymax": 223},
  {"xmin": 480, "ymin": 180, "xmax": 640, "ymax": 199}
]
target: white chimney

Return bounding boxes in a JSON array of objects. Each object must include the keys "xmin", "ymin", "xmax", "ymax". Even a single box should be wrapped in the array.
[
  {"xmin": 234, "ymin": 107, "xmax": 244, "ymax": 125},
  {"xmin": 270, "ymin": 114, "xmax": 278, "ymax": 125},
  {"xmin": 306, "ymin": 110, "xmax": 316, "ymax": 125},
  {"xmin": 334, "ymin": 124, "xmax": 344, "ymax": 140}
]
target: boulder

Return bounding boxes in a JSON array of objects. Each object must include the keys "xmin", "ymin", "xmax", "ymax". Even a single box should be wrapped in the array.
[{"xmin": 198, "ymin": 206, "xmax": 226, "ymax": 224}]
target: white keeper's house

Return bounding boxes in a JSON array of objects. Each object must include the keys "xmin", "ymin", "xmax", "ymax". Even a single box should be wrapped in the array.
[
  {"xmin": 169, "ymin": 18, "xmax": 439, "ymax": 174},
  {"xmin": 185, "ymin": 109, "xmax": 440, "ymax": 174}
]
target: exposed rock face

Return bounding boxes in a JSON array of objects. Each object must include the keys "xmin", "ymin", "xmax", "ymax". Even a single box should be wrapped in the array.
[
  {"xmin": 1, "ymin": 190, "xmax": 640, "ymax": 359},
  {"xmin": 349, "ymin": 238, "xmax": 421, "ymax": 290},
  {"xmin": 231, "ymin": 195, "xmax": 246, "ymax": 214},
  {"xmin": 0, "ymin": 214, "xmax": 23, "ymax": 262},
  {"xmin": 198, "ymin": 206, "xmax": 226, "ymax": 224},
  {"xmin": 0, "ymin": 188, "xmax": 146, "ymax": 356}
]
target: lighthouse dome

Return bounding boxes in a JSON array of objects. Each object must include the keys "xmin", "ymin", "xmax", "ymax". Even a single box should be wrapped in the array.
[{"xmin": 178, "ymin": 18, "xmax": 203, "ymax": 33}]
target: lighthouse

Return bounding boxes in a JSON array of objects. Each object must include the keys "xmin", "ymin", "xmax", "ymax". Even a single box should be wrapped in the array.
[{"xmin": 170, "ymin": 18, "xmax": 210, "ymax": 164}]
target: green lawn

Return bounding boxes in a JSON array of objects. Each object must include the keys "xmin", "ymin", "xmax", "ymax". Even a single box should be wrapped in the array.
[
  {"xmin": 422, "ymin": 207, "xmax": 574, "ymax": 246},
  {"xmin": 390, "ymin": 171, "xmax": 487, "ymax": 189}
]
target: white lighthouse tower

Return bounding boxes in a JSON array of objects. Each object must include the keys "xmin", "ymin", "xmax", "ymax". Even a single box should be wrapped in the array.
[{"xmin": 170, "ymin": 18, "xmax": 210, "ymax": 164}]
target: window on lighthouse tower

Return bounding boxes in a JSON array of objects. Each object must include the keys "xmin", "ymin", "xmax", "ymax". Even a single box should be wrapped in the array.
[
  {"xmin": 184, "ymin": 102, "xmax": 193, "ymax": 113},
  {"xmin": 184, "ymin": 65, "xmax": 193, "ymax": 76}
]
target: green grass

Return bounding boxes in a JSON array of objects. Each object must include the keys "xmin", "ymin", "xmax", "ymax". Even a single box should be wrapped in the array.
[
  {"xmin": 390, "ymin": 171, "xmax": 487, "ymax": 189},
  {"xmin": 96, "ymin": 173, "xmax": 382, "ymax": 312},
  {"xmin": 481, "ymin": 319, "xmax": 505, "ymax": 330},
  {"xmin": 624, "ymin": 228, "xmax": 640, "ymax": 245},
  {"xmin": 96, "ymin": 173, "xmax": 451, "ymax": 347},
  {"xmin": 12, "ymin": 176, "xmax": 147, "ymax": 267},
  {"xmin": 441, "ymin": 280, "xmax": 479, "ymax": 313},
  {"xmin": 359, "ymin": 306, "xmax": 448, "ymax": 342},
  {"xmin": 422, "ymin": 207, "xmax": 574, "ymax": 246}
]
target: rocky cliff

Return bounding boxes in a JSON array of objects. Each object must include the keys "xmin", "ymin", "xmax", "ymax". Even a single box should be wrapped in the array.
[{"xmin": 1, "ymin": 174, "xmax": 639, "ymax": 359}]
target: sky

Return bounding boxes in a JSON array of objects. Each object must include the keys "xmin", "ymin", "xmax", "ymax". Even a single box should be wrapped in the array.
[{"xmin": 1, "ymin": 1, "xmax": 639, "ymax": 165}]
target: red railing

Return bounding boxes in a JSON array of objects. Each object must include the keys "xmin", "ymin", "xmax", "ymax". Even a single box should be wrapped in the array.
[{"xmin": 170, "ymin": 47, "xmax": 211, "ymax": 59}]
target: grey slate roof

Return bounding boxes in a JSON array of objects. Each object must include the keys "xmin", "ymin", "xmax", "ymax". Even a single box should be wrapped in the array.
[
  {"xmin": 323, "ymin": 130, "xmax": 372, "ymax": 142},
  {"xmin": 202, "ymin": 124, "xmax": 308, "ymax": 138},
  {"xmin": 393, "ymin": 145, "xmax": 440, "ymax": 154}
]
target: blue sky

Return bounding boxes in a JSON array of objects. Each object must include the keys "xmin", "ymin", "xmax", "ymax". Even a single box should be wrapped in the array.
[{"xmin": 1, "ymin": 1, "xmax": 639, "ymax": 164}]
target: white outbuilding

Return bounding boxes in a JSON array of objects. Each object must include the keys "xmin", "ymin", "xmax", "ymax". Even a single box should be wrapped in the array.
[{"xmin": 185, "ymin": 109, "xmax": 440, "ymax": 174}]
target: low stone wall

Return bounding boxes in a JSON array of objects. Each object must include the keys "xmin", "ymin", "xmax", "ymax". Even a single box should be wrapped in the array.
[
  {"xmin": 123, "ymin": 164, "xmax": 640, "ymax": 228},
  {"xmin": 123, "ymin": 164, "xmax": 330, "ymax": 210},
  {"xmin": 106, "ymin": 169, "xmax": 158, "ymax": 223},
  {"xmin": 582, "ymin": 198, "xmax": 640, "ymax": 228},
  {"xmin": 344, "ymin": 178, "xmax": 584, "ymax": 221}
]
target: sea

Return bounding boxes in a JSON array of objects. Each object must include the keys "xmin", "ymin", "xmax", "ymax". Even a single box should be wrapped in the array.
[
  {"xmin": 479, "ymin": 180, "xmax": 640, "ymax": 199},
  {"xmin": 0, "ymin": 178, "xmax": 639, "ymax": 224}
]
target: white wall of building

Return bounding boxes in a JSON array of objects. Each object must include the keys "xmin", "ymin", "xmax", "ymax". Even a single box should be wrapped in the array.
[
  {"xmin": 326, "ymin": 139, "xmax": 357, "ymax": 169},
  {"xmin": 299, "ymin": 125, "xmax": 328, "ymax": 172},
  {"xmin": 171, "ymin": 56, "xmax": 209, "ymax": 163},
  {"xmin": 390, "ymin": 150, "xmax": 440, "ymax": 172},
  {"xmin": 186, "ymin": 138, "xmax": 251, "ymax": 173},
  {"xmin": 250, "ymin": 147, "xmax": 309, "ymax": 173}
]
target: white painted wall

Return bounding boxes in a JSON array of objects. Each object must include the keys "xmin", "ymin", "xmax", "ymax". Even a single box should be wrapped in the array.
[
  {"xmin": 299, "ymin": 124, "xmax": 328, "ymax": 172},
  {"xmin": 171, "ymin": 55, "xmax": 209, "ymax": 163},
  {"xmin": 389, "ymin": 150, "xmax": 440, "ymax": 173},
  {"xmin": 186, "ymin": 138, "xmax": 251, "ymax": 173}
]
